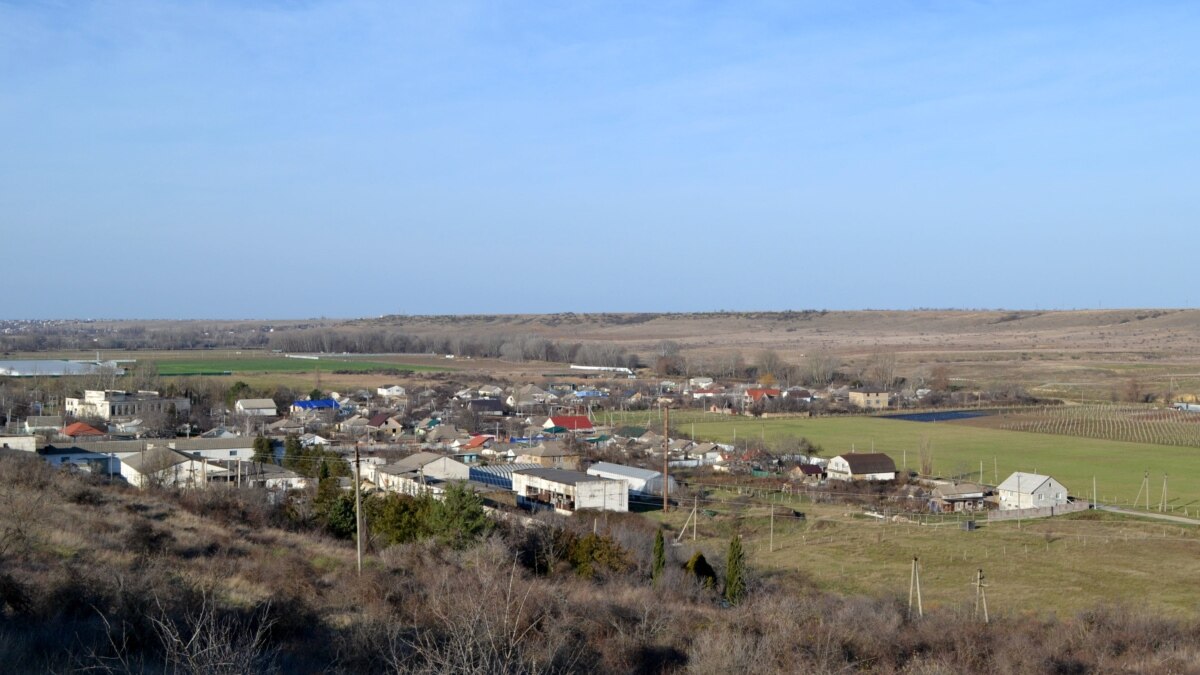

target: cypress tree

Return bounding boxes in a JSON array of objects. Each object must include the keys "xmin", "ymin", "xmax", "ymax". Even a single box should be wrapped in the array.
[
  {"xmin": 652, "ymin": 528, "xmax": 666, "ymax": 583},
  {"xmin": 283, "ymin": 434, "xmax": 301, "ymax": 472},
  {"xmin": 724, "ymin": 535, "xmax": 745, "ymax": 605},
  {"xmin": 252, "ymin": 435, "xmax": 273, "ymax": 464}
]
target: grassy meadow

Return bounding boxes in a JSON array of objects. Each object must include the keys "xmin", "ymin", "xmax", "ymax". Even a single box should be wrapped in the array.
[
  {"xmin": 151, "ymin": 356, "xmax": 441, "ymax": 376},
  {"xmin": 651, "ymin": 497, "xmax": 1200, "ymax": 617},
  {"xmin": 607, "ymin": 410, "xmax": 1200, "ymax": 512}
]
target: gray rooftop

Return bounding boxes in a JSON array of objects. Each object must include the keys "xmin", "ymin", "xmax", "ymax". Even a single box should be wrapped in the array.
[{"xmin": 514, "ymin": 467, "xmax": 608, "ymax": 486}]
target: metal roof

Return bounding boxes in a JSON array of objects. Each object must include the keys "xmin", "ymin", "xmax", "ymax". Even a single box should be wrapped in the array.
[
  {"xmin": 514, "ymin": 467, "xmax": 608, "ymax": 486},
  {"xmin": 587, "ymin": 461, "xmax": 661, "ymax": 482}
]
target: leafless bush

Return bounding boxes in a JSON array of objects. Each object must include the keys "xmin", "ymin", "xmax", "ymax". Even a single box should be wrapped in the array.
[
  {"xmin": 377, "ymin": 540, "xmax": 587, "ymax": 674},
  {"xmin": 150, "ymin": 592, "xmax": 278, "ymax": 675}
]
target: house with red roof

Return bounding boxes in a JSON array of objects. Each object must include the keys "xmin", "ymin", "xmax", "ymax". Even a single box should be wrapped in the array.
[
  {"xmin": 62, "ymin": 422, "xmax": 105, "ymax": 438},
  {"xmin": 459, "ymin": 434, "xmax": 492, "ymax": 450},
  {"xmin": 744, "ymin": 388, "xmax": 781, "ymax": 405},
  {"xmin": 544, "ymin": 416, "xmax": 594, "ymax": 434}
]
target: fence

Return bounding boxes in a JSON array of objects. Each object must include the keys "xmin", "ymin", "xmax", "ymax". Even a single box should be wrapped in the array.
[{"xmin": 987, "ymin": 500, "xmax": 1090, "ymax": 522}]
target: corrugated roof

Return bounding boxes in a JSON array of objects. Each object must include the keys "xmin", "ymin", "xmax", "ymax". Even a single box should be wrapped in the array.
[
  {"xmin": 587, "ymin": 462, "xmax": 661, "ymax": 482},
  {"xmin": 470, "ymin": 463, "xmax": 542, "ymax": 477},
  {"xmin": 292, "ymin": 399, "xmax": 339, "ymax": 410},
  {"xmin": 514, "ymin": 467, "xmax": 608, "ymax": 486}
]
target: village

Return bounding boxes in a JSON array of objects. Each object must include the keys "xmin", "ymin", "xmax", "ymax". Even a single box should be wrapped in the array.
[{"xmin": 0, "ymin": 365, "xmax": 1085, "ymax": 525}]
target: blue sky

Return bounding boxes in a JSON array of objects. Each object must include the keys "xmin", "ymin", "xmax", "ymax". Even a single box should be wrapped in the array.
[{"xmin": 3, "ymin": 1, "xmax": 1198, "ymax": 318}]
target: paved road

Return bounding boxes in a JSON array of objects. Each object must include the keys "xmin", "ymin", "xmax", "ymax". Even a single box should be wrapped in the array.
[{"xmin": 1097, "ymin": 504, "xmax": 1200, "ymax": 525}]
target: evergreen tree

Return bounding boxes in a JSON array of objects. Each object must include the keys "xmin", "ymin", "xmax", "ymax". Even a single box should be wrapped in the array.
[
  {"xmin": 428, "ymin": 482, "xmax": 492, "ymax": 549},
  {"xmin": 684, "ymin": 551, "xmax": 717, "ymax": 589},
  {"xmin": 366, "ymin": 493, "xmax": 434, "ymax": 546},
  {"xmin": 252, "ymin": 436, "xmax": 273, "ymax": 464},
  {"xmin": 315, "ymin": 460, "xmax": 340, "ymax": 509},
  {"xmin": 724, "ymin": 535, "xmax": 746, "ymax": 605},
  {"xmin": 283, "ymin": 434, "xmax": 302, "ymax": 472},
  {"xmin": 322, "ymin": 493, "xmax": 357, "ymax": 539},
  {"xmin": 652, "ymin": 528, "xmax": 666, "ymax": 583}
]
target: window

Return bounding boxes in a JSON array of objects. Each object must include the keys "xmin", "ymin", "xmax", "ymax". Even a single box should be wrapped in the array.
[{"xmin": 230, "ymin": 450, "xmax": 238, "ymax": 456}]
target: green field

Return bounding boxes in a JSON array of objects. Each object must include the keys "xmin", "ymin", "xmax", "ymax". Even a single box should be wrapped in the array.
[
  {"xmin": 609, "ymin": 410, "xmax": 1200, "ymax": 512},
  {"xmin": 152, "ymin": 356, "xmax": 445, "ymax": 376},
  {"xmin": 651, "ymin": 496, "xmax": 1200, "ymax": 617}
]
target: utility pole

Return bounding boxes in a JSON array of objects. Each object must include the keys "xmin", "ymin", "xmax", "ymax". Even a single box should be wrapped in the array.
[
  {"xmin": 1160, "ymin": 474, "xmax": 1168, "ymax": 512},
  {"xmin": 974, "ymin": 569, "xmax": 989, "ymax": 623},
  {"xmin": 1093, "ymin": 475, "xmax": 1097, "ymax": 506},
  {"xmin": 662, "ymin": 405, "xmax": 670, "ymax": 512},
  {"xmin": 908, "ymin": 557, "xmax": 924, "ymax": 619},
  {"xmin": 354, "ymin": 441, "xmax": 363, "ymax": 576},
  {"xmin": 769, "ymin": 504, "xmax": 775, "ymax": 553}
]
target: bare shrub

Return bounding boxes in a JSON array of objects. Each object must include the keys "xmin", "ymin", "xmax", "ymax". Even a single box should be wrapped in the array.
[{"xmin": 150, "ymin": 592, "xmax": 278, "ymax": 675}]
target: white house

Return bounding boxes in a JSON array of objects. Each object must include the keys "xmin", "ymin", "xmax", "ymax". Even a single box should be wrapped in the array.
[
  {"xmin": 377, "ymin": 384, "xmax": 407, "ymax": 398},
  {"xmin": 300, "ymin": 433, "xmax": 330, "ymax": 448},
  {"xmin": 235, "ymin": 398, "xmax": 278, "ymax": 417},
  {"xmin": 117, "ymin": 447, "xmax": 227, "ymax": 488},
  {"xmin": 997, "ymin": 472, "xmax": 1069, "ymax": 510},
  {"xmin": 477, "ymin": 384, "xmax": 504, "ymax": 398},
  {"xmin": 826, "ymin": 453, "xmax": 897, "ymax": 481},
  {"xmin": 512, "ymin": 468, "xmax": 628, "ymax": 513},
  {"xmin": 587, "ymin": 461, "xmax": 678, "ymax": 497},
  {"xmin": 374, "ymin": 452, "xmax": 470, "ymax": 497}
]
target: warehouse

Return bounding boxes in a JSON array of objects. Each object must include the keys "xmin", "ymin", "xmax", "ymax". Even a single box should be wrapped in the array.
[
  {"xmin": 586, "ymin": 461, "xmax": 678, "ymax": 497},
  {"xmin": 512, "ymin": 468, "xmax": 627, "ymax": 514}
]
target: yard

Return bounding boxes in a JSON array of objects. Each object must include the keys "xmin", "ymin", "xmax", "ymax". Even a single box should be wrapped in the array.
[{"xmin": 647, "ymin": 490, "xmax": 1200, "ymax": 617}]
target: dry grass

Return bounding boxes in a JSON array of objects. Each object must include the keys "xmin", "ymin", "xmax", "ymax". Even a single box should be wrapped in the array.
[{"xmin": 2, "ymin": 454, "xmax": 1200, "ymax": 672}]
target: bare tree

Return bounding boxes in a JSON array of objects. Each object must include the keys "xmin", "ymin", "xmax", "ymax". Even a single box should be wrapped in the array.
[
  {"xmin": 805, "ymin": 352, "xmax": 839, "ymax": 387},
  {"xmin": 756, "ymin": 350, "xmax": 787, "ymax": 382},
  {"xmin": 918, "ymin": 435, "xmax": 934, "ymax": 477},
  {"xmin": 866, "ymin": 351, "xmax": 898, "ymax": 389}
]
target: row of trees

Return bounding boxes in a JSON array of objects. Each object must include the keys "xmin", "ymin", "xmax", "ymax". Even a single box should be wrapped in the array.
[
  {"xmin": 653, "ymin": 345, "xmax": 877, "ymax": 389},
  {"xmin": 266, "ymin": 328, "xmax": 639, "ymax": 368}
]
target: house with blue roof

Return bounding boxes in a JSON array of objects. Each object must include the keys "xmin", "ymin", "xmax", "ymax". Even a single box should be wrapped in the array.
[{"xmin": 290, "ymin": 399, "xmax": 340, "ymax": 414}]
